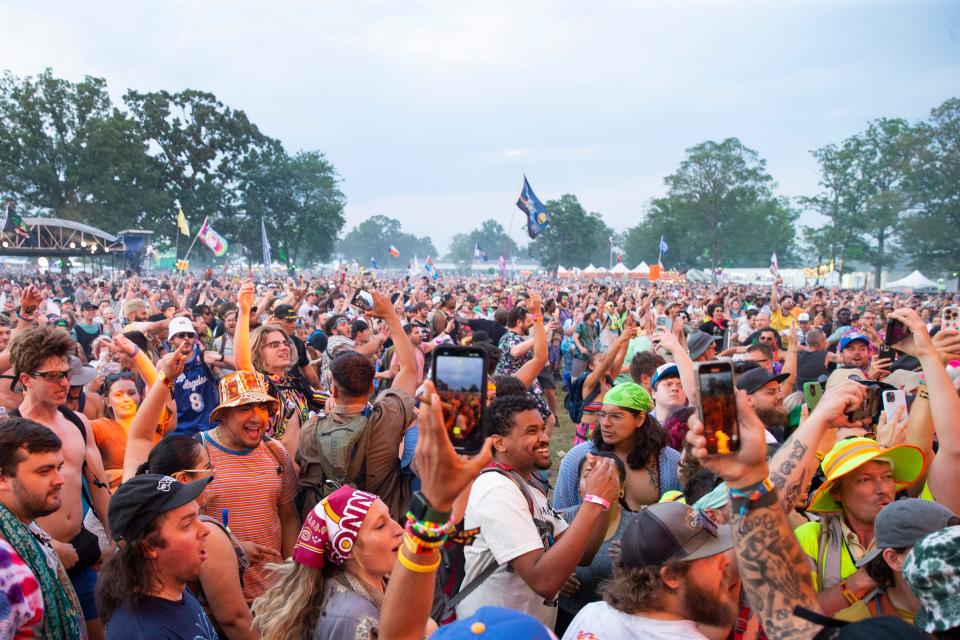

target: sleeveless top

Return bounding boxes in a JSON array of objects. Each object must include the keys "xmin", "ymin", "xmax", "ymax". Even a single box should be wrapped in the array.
[{"xmin": 172, "ymin": 344, "xmax": 218, "ymax": 435}]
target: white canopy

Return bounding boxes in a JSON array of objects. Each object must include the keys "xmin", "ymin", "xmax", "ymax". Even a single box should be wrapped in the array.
[
  {"xmin": 557, "ymin": 265, "xmax": 568, "ymax": 273},
  {"xmin": 885, "ymin": 270, "xmax": 938, "ymax": 290},
  {"xmin": 610, "ymin": 262, "xmax": 630, "ymax": 274},
  {"xmin": 594, "ymin": 266, "xmax": 608, "ymax": 273},
  {"xmin": 583, "ymin": 264, "xmax": 598, "ymax": 273},
  {"xmin": 631, "ymin": 261, "xmax": 650, "ymax": 274}
]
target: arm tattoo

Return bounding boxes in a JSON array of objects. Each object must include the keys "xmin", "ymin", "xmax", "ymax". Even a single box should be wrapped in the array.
[
  {"xmin": 770, "ymin": 437, "xmax": 810, "ymax": 512},
  {"xmin": 735, "ymin": 492, "xmax": 822, "ymax": 640}
]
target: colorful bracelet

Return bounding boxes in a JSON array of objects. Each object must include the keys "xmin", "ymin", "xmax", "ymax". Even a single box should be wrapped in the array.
[
  {"xmin": 728, "ymin": 477, "xmax": 776, "ymax": 533},
  {"xmin": 397, "ymin": 548, "xmax": 440, "ymax": 573},
  {"xmin": 840, "ymin": 578, "xmax": 860, "ymax": 605},
  {"xmin": 403, "ymin": 529, "xmax": 447, "ymax": 555},
  {"xmin": 405, "ymin": 512, "xmax": 456, "ymax": 540}
]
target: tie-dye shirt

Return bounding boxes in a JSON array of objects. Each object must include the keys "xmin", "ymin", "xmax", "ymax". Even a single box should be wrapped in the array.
[{"xmin": 0, "ymin": 537, "xmax": 43, "ymax": 639}]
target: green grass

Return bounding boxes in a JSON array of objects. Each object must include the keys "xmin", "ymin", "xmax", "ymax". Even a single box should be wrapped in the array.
[{"xmin": 549, "ymin": 389, "xmax": 577, "ymax": 491}]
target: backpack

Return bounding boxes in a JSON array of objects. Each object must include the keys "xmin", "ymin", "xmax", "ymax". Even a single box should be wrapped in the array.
[
  {"xmin": 432, "ymin": 467, "xmax": 552, "ymax": 624},
  {"xmin": 564, "ymin": 372, "xmax": 602, "ymax": 423},
  {"xmin": 295, "ymin": 406, "xmax": 373, "ymax": 519}
]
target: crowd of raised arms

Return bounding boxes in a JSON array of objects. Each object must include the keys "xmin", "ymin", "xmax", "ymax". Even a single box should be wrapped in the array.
[{"xmin": 0, "ymin": 268, "xmax": 959, "ymax": 640}]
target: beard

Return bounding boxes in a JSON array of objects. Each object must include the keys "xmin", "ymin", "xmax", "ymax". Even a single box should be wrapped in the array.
[
  {"xmin": 13, "ymin": 479, "xmax": 61, "ymax": 520},
  {"xmin": 683, "ymin": 575, "xmax": 737, "ymax": 629},
  {"xmin": 755, "ymin": 405, "xmax": 788, "ymax": 429}
]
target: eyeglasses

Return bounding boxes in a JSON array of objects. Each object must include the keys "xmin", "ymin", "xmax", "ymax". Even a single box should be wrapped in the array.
[
  {"xmin": 29, "ymin": 370, "xmax": 71, "ymax": 383},
  {"xmin": 263, "ymin": 340, "xmax": 291, "ymax": 350},
  {"xmin": 179, "ymin": 462, "xmax": 215, "ymax": 476},
  {"xmin": 173, "ymin": 332, "xmax": 195, "ymax": 340},
  {"xmin": 598, "ymin": 410, "xmax": 633, "ymax": 421}
]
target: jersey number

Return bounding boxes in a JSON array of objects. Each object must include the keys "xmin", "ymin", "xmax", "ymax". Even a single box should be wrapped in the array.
[{"xmin": 189, "ymin": 393, "xmax": 204, "ymax": 412}]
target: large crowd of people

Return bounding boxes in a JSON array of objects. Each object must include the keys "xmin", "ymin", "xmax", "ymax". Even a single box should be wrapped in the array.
[{"xmin": 0, "ymin": 267, "xmax": 959, "ymax": 639}]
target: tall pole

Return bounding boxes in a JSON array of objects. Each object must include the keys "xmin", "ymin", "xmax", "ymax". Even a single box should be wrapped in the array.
[{"xmin": 609, "ymin": 235, "xmax": 614, "ymax": 270}]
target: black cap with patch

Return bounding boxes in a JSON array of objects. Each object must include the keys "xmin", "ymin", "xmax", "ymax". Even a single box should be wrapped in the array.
[{"xmin": 108, "ymin": 474, "xmax": 211, "ymax": 542}]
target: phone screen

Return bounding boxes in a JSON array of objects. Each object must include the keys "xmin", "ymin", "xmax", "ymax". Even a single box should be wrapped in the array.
[
  {"xmin": 696, "ymin": 361, "xmax": 739, "ymax": 454},
  {"xmin": 885, "ymin": 319, "xmax": 910, "ymax": 346},
  {"xmin": 432, "ymin": 346, "xmax": 487, "ymax": 454},
  {"xmin": 351, "ymin": 288, "xmax": 373, "ymax": 312}
]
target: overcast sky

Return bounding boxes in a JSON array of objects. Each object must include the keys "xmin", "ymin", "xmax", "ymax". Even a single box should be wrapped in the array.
[{"xmin": 2, "ymin": 0, "xmax": 958, "ymax": 253}]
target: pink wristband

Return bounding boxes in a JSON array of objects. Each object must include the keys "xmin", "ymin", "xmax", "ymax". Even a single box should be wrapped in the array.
[{"xmin": 583, "ymin": 494, "xmax": 610, "ymax": 511}]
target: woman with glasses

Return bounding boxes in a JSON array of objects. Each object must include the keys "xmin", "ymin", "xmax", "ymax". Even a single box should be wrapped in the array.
[{"xmin": 121, "ymin": 347, "xmax": 257, "ymax": 640}]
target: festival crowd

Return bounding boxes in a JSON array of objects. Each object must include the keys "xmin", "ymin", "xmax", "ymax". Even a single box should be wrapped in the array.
[{"xmin": 0, "ymin": 268, "xmax": 959, "ymax": 640}]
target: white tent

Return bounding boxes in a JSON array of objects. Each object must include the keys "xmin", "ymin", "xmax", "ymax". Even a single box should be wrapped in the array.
[
  {"xmin": 610, "ymin": 262, "xmax": 630, "ymax": 275},
  {"xmin": 885, "ymin": 270, "xmax": 938, "ymax": 290},
  {"xmin": 631, "ymin": 261, "xmax": 650, "ymax": 274},
  {"xmin": 557, "ymin": 265, "xmax": 568, "ymax": 273},
  {"xmin": 594, "ymin": 266, "xmax": 608, "ymax": 274},
  {"xmin": 583, "ymin": 264, "xmax": 598, "ymax": 274}
]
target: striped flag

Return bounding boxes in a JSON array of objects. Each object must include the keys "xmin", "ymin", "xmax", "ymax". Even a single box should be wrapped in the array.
[{"xmin": 389, "ymin": 245, "xmax": 400, "ymax": 257}]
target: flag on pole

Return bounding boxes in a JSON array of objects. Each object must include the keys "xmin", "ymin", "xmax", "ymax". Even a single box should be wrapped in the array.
[
  {"xmin": 474, "ymin": 244, "xmax": 488, "ymax": 262},
  {"xmin": 176, "ymin": 208, "xmax": 190, "ymax": 236},
  {"xmin": 516, "ymin": 176, "xmax": 550, "ymax": 239},
  {"xmin": 659, "ymin": 236, "xmax": 669, "ymax": 255},
  {"xmin": 770, "ymin": 252, "xmax": 780, "ymax": 278},
  {"xmin": 371, "ymin": 257, "xmax": 379, "ymax": 270},
  {"xmin": 425, "ymin": 257, "xmax": 439, "ymax": 280},
  {"xmin": 198, "ymin": 219, "xmax": 228, "ymax": 257},
  {"xmin": 261, "ymin": 219, "xmax": 272, "ymax": 275},
  {"xmin": 389, "ymin": 245, "xmax": 400, "ymax": 258}
]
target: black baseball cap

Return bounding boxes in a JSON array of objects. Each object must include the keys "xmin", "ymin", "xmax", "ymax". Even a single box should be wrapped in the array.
[
  {"xmin": 273, "ymin": 304, "xmax": 297, "ymax": 321},
  {"xmin": 735, "ymin": 367, "xmax": 789, "ymax": 394},
  {"xmin": 108, "ymin": 474, "xmax": 212, "ymax": 542},
  {"xmin": 620, "ymin": 502, "xmax": 732, "ymax": 568}
]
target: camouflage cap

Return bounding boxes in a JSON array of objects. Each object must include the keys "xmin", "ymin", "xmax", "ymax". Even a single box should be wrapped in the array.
[{"xmin": 902, "ymin": 525, "xmax": 960, "ymax": 633}]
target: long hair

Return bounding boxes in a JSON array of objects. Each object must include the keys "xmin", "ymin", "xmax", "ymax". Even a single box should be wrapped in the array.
[
  {"xmin": 601, "ymin": 560, "xmax": 688, "ymax": 614},
  {"xmin": 250, "ymin": 324, "xmax": 290, "ymax": 373},
  {"xmin": 135, "ymin": 435, "xmax": 203, "ymax": 476},
  {"xmin": 252, "ymin": 561, "xmax": 336, "ymax": 640},
  {"xmin": 96, "ymin": 517, "xmax": 167, "ymax": 623},
  {"xmin": 592, "ymin": 408, "xmax": 667, "ymax": 471}
]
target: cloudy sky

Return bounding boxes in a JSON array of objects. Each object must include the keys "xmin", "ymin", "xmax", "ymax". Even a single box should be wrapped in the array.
[{"xmin": 2, "ymin": 0, "xmax": 958, "ymax": 253}]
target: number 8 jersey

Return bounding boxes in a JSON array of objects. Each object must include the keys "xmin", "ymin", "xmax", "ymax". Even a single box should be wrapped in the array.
[{"xmin": 172, "ymin": 343, "xmax": 219, "ymax": 435}]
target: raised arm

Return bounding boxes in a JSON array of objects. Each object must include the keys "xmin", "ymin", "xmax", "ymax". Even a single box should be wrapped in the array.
[
  {"xmin": 112, "ymin": 333, "xmax": 158, "ymax": 386},
  {"xmin": 653, "ymin": 330, "xmax": 697, "ymax": 405},
  {"xmin": 234, "ymin": 279, "xmax": 255, "ymax": 371},
  {"xmin": 779, "ymin": 320, "xmax": 799, "ymax": 395},
  {"xmin": 514, "ymin": 294, "xmax": 548, "ymax": 388},
  {"xmin": 370, "ymin": 292, "xmax": 418, "ymax": 396}
]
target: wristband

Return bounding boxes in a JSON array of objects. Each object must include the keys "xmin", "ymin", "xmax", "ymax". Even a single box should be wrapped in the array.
[
  {"xmin": 130, "ymin": 345, "xmax": 140, "ymax": 357},
  {"xmin": 728, "ymin": 477, "xmax": 776, "ymax": 533},
  {"xmin": 583, "ymin": 494, "xmax": 611, "ymax": 511},
  {"xmin": 403, "ymin": 529, "xmax": 447, "ymax": 554},
  {"xmin": 16, "ymin": 311, "xmax": 34, "ymax": 322},
  {"xmin": 157, "ymin": 371, "xmax": 174, "ymax": 391},
  {"xmin": 397, "ymin": 548, "xmax": 440, "ymax": 573},
  {"xmin": 840, "ymin": 578, "xmax": 860, "ymax": 605}
]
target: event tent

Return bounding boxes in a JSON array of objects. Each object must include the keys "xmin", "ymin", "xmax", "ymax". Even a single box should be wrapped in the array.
[
  {"xmin": 885, "ymin": 270, "xmax": 938, "ymax": 290},
  {"xmin": 631, "ymin": 261, "xmax": 650, "ymax": 274}
]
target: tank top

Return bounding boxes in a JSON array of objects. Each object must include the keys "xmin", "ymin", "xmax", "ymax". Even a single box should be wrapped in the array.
[{"xmin": 172, "ymin": 344, "xmax": 218, "ymax": 435}]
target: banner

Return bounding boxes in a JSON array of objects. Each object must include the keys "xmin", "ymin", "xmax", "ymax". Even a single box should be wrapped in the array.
[
  {"xmin": 389, "ymin": 245, "xmax": 400, "ymax": 257},
  {"xmin": 516, "ymin": 176, "xmax": 550, "ymax": 239},
  {"xmin": 261, "ymin": 218, "xmax": 272, "ymax": 275},
  {"xmin": 198, "ymin": 219, "xmax": 228, "ymax": 257},
  {"xmin": 177, "ymin": 208, "xmax": 190, "ymax": 236}
]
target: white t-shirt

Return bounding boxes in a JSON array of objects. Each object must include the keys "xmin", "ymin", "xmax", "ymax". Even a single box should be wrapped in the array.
[
  {"xmin": 562, "ymin": 601, "xmax": 711, "ymax": 640},
  {"xmin": 456, "ymin": 470, "xmax": 569, "ymax": 628}
]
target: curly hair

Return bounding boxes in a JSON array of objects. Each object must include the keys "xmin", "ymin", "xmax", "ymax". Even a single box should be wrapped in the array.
[
  {"xmin": 250, "ymin": 323, "xmax": 291, "ymax": 373},
  {"xmin": 592, "ymin": 408, "xmax": 667, "ymax": 472},
  {"xmin": 483, "ymin": 393, "xmax": 539, "ymax": 439},
  {"xmin": 9, "ymin": 325, "xmax": 75, "ymax": 378},
  {"xmin": 601, "ymin": 560, "xmax": 688, "ymax": 614},
  {"xmin": 330, "ymin": 351, "xmax": 375, "ymax": 398},
  {"xmin": 96, "ymin": 515, "xmax": 168, "ymax": 623}
]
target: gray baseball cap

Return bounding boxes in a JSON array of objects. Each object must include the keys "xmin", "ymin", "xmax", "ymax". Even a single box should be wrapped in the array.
[
  {"xmin": 620, "ymin": 501, "xmax": 732, "ymax": 568},
  {"xmin": 856, "ymin": 499, "xmax": 959, "ymax": 568}
]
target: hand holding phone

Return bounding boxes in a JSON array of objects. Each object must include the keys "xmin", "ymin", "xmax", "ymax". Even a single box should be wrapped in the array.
[
  {"xmin": 432, "ymin": 345, "xmax": 488, "ymax": 454},
  {"xmin": 351, "ymin": 288, "xmax": 374, "ymax": 312},
  {"xmin": 943, "ymin": 306, "xmax": 960, "ymax": 332},
  {"xmin": 695, "ymin": 360, "xmax": 739, "ymax": 454}
]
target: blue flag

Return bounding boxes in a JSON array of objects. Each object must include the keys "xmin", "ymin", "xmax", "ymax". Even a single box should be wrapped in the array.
[
  {"xmin": 516, "ymin": 176, "xmax": 550, "ymax": 239},
  {"xmin": 659, "ymin": 236, "xmax": 669, "ymax": 255},
  {"xmin": 371, "ymin": 257, "xmax": 379, "ymax": 270}
]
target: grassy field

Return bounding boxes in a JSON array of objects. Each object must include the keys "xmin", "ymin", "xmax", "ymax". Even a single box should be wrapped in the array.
[{"xmin": 548, "ymin": 390, "xmax": 577, "ymax": 490}]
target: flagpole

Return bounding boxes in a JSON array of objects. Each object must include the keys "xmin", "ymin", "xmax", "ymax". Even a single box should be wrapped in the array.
[
  {"xmin": 657, "ymin": 236, "xmax": 663, "ymax": 266},
  {"xmin": 176, "ymin": 217, "xmax": 206, "ymax": 285}
]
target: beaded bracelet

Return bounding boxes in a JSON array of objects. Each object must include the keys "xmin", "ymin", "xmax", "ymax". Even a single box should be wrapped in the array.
[
  {"xmin": 728, "ymin": 477, "xmax": 776, "ymax": 533},
  {"xmin": 397, "ymin": 548, "xmax": 441, "ymax": 573},
  {"xmin": 403, "ymin": 529, "xmax": 447, "ymax": 555},
  {"xmin": 405, "ymin": 512, "xmax": 456, "ymax": 540}
]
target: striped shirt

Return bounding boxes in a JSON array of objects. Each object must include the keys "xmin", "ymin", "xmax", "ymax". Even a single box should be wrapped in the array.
[{"xmin": 198, "ymin": 433, "xmax": 298, "ymax": 602}]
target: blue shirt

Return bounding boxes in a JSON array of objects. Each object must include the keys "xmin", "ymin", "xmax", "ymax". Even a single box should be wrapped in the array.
[
  {"xmin": 172, "ymin": 344, "xmax": 218, "ymax": 435},
  {"xmin": 106, "ymin": 590, "xmax": 218, "ymax": 639}
]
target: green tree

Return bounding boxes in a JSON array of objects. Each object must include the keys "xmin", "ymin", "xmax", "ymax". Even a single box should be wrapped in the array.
[
  {"xmin": 338, "ymin": 215, "xmax": 437, "ymax": 267},
  {"xmin": 445, "ymin": 219, "xmax": 519, "ymax": 271},
  {"xmin": 123, "ymin": 88, "xmax": 280, "ymax": 238},
  {"xmin": 902, "ymin": 98, "xmax": 960, "ymax": 287},
  {"xmin": 0, "ymin": 69, "xmax": 166, "ymax": 231},
  {"xmin": 622, "ymin": 138, "xmax": 798, "ymax": 272},
  {"xmin": 239, "ymin": 149, "xmax": 346, "ymax": 268},
  {"xmin": 527, "ymin": 194, "xmax": 613, "ymax": 270}
]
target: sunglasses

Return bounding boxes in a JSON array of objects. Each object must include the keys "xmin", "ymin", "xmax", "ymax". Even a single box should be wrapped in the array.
[
  {"xmin": 173, "ymin": 332, "xmax": 196, "ymax": 340},
  {"xmin": 263, "ymin": 340, "xmax": 291, "ymax": 350},
  {"xmin": 29, "ymin": 370, "xmax": 70, "ymax": 383}
]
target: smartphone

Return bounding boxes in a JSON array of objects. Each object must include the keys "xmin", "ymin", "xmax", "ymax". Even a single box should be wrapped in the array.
[
  {"xmin": 847, "ymin": 384, "xmax": 882, "ymax": 424},
  {"xmin": 943, "ymin": 306, "xmax": 960, "ymax": 332},
  {"xmin": 878, "ymin": 344, "xmax": 897, "ymax": 363},
  {"xmin": 351, "ymin": 288, "xmax": 374, "ymax": 312},
  {"xmin": 655, "ymin": 316, "xmax": 671, "ymax": 332},
  {"xmin": 885, "ymin": 318, "xmax": 910, "ymax": 347},
  {"xmin": 882, "ymin": 389, "xmax": 907, "ymax": 422},
  {"xmin": 432, "ymin": 345, "xmax": 487, "ymax": 455},
  {"xmin": 695, "ymin": 360, "xmax": 739, "ymax": 454},
  {"xmin": 803, "ymin": 381, "xmax": 824, "ymax": 411}
]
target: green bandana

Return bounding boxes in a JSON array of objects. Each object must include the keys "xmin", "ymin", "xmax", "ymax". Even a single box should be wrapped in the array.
[
  {"xmin": 0, "ymin": 504, "xmax": 83, "ymax": 640},
  {"xmin": 602, "ymin": 382, "xmax": 652, "ymax": 413}
]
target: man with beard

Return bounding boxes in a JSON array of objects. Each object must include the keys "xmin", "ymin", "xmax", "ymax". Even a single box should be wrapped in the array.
[
  {"xmin": 736, "ymin": 367, "xmax": 790, "ymax": 443},
  {"xmin": 0, "ymin": 417, "xmax": 84, "ymax": 639},
  {"xmin": 457, "ymin": 394, "xmax": 619, "ymax": 629},
  {"xmin": 562, "ymin": 501, "xmax": 739, "ymax": 639}
]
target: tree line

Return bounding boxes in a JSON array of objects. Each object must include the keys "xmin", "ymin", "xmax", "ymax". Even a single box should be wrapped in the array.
[{"xmin": 0, "ymin": 69, "xmax": 346, "ymax": 268}]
